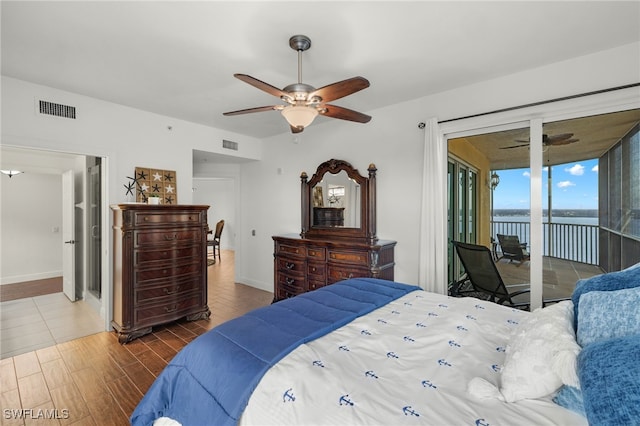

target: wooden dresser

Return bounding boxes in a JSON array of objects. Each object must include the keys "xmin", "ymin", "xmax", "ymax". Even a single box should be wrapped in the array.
[
  {"xmin": 273, "ymin": 159, "xmax": 396, "ymax": 302},
  {"xmin": 111, "ymin": 204, "xmax": 210, "ymax": 343},
  {"xmin": 273, "ymin": 234, "xmax": 396, "ymax": 301}
]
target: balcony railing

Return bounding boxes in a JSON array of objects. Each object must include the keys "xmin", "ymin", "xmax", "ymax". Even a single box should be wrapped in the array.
[{"xmin": 492, "ymin": 221, "xmax": 599, "ymax": 265}]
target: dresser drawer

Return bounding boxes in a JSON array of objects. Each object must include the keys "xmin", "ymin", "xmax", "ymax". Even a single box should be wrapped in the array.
[
  {"xmin": 307, "ymin": 262, "xmax": 326, "ymax": 280},
  {"xmin": 276, "ymin": 272, "xmax": 306, "ymax": 293},
  {"xmin": 276, "ymin": 257, "xmax": 305, "ymax": 275},
  {"xmin": 134, "ymin": 277, "xmax": 202, "ymax": 305},
  {"xmin": 275, "ymin": 242, "xmax": 306, "ymax": 258},
  {"xmin": 328, "ymin": 249, "xmax": 369, "ymax": 266},
  {"xmin": 275, "ymin": 282, "xmax": 306, "ymax": 300},
  {"xmin": 306, "ymin": 247, "xmax": 326, "ymax": 260},
  {"xmin": 135, "ymin": 261, "xmax": 201, "ymax": 285},
  {"xmin": 308, "ymin": 280, "xmax": 326, "ymax": 292},
  {"xmin": 327, "ymin": 265, "xmax": 369, "ymax": 283},
  {"xmin": 134, "ymin": 229, "xmax": 201, "ymax": 247},
  {"xmin": 135, "ymin": 246, "xmax": 201, "ymax": 265},
  {"xmin": 134, "ymin": 292, "xmax": 204, "ymax": 327},
  {"xmin": 133, "ymin": 212, "xmax": 202, "ymax": 227}
]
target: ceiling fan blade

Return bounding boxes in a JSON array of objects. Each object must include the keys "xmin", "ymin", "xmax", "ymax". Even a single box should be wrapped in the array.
[
  {"xmin": 290, "ymin": 125, "xmax": 304, "ymax": 134},
  {"xmin": 549, "ymin": 138, "xmax": 579, "ymax": 146},
  {"xmin": 320, "ymin": 104, "xmax": 371, "ymax": 123},
  {"xmin": 547, "ymin": 133, "xmax": 574, "ymax": 142},
  {"xmin": 233, "ymin": 74, "xmax": 289, "ymax": 98},
  {"xmin": 500, "ymin": 144, "xmax": 528, "ymax": 150},
  {"xmin": 308, "ymin": 77, "xmax": 370, "ymax": 103},
  {"xmin": 223, "ymin": 105, "xmax": 281, "ymax": 116}
]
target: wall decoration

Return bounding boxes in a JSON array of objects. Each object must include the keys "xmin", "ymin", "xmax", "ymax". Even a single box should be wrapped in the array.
[{"xmin": 132, "ymin": 167, "xmax": 178, "ymax": 204}]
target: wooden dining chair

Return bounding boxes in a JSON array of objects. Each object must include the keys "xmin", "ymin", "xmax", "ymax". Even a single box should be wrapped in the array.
[{"xmin": 207, "ymin": 220, "xmax": 224, "ymax": 262}]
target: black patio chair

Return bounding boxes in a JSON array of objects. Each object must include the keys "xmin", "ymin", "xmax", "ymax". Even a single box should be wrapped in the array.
[
  {"xmin": 496, "ymin": 233, "xmax": 530, "ymax": 265},
  {"xmin": 451, "ymin": 241, "xmax": 561, "ymax": 310}
]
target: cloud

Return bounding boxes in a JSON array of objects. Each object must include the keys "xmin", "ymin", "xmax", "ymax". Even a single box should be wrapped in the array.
[
  {"xmin": 523, "ymin": 171, "xmax": 530, "ymax": 178},
  {"xmin": 565, "ymin": 164, "xmax": 585, "ymax": 176},
  {"xmin": 592, "ymin": 164, "xmax": 598, "ymax": 173},
  {"xmin": 557, "ymin": 180, "xmax": 575, "ymax": 188}
]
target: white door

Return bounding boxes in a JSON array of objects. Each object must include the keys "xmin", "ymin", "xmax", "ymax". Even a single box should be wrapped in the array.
[{"xmin": 62, "ymin": 169, "xmax": 76, "ymax": 301}]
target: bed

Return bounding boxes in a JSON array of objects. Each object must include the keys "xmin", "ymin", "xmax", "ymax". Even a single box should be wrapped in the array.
[{"xmin": 131, "ymin": 270, "xmax": 640, "ymax": 426}]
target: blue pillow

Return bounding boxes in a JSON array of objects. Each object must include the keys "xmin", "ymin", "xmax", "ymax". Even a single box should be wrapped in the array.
[
  {"xmin": 553, "ymin": 385, "xmax": 585, "ymax": 417},
  {"xmin": 578, "ymin": 333, "xmax": 640, "ymax": 425},
  {"xmin": 571, "ymin": 263, "xmax": 640, "ymax": 330},
  {"xmin": 577, "ymin": 287, "xmax": 640, "ymax": 347}
]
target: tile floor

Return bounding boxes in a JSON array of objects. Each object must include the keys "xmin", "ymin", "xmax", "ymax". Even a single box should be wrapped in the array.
[{"xmin": 0, "ymin": 293, "xmax": 104, "ymax": 359}]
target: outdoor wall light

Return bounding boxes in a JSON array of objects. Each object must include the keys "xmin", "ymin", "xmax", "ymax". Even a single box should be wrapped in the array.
[{"xmin": 1, "ymin": 170, "xmax": 23, "ymax": 178}]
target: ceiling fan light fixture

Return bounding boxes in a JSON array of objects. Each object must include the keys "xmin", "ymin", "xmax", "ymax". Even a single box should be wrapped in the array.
[{"xmin": 281, "ymin": 105, "xmax": 318, "ymax": 129}]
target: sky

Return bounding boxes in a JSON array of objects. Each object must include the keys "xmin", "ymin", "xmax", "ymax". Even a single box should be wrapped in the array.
[{"xmin": 492, "ymin": 158, "xmax": 599, "ymax": 210}]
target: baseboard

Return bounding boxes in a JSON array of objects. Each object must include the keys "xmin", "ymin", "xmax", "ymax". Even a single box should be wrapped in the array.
[
  {"xmin": 237, "ymin": 276, "xmax": 273, "ymax": 293},
  {"xmin": 0, "ymin": 271, "xmax": 63, "ymax": 285}
]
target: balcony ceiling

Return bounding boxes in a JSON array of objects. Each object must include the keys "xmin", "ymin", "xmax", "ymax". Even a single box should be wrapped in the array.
[{"xmin": 461, "ymin": 109, "xmax": 640, "ymax": 170}]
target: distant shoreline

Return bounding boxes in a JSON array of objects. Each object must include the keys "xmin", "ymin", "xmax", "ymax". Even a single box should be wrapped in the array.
[{"xmin": 494, "ymin": 209, "xmax": 598, "ymax": 218}]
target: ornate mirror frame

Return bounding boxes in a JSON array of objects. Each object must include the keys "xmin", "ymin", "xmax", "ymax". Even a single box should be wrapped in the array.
[{"xmin": 301, "ymin": 159, "xmax": 377, "ymax": 244}]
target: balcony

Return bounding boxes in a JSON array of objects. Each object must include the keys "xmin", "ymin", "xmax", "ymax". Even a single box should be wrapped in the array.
[{"xmin": 491, "ymin": 220, "xmax": 603, "ymax": 298}]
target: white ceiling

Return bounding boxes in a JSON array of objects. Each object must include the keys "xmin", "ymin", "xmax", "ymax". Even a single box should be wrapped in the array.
[{"xmin": 2, "ymin": 1, "xmax": 639, "ymax": 139}]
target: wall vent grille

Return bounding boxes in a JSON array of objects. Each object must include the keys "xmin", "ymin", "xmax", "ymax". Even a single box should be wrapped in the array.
[
  {"xmin": 222, "ymin": 139, "xmax": 238, "ymax": 151},
  {"xmin": 39, "ymin": 100, "xmax": 76, "ymax": 119}
]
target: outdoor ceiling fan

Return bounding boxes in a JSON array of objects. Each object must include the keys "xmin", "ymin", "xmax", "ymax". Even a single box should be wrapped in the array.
[
  {"xmin": 223, "ymin": 35, "xmax": 371, "ymax": 134},
  {"xmin": 500, "ymin": 133, "xmax": 579, "ymax": 150}
]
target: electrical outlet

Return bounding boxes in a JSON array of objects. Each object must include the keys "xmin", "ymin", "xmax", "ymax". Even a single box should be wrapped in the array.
[
  {"xmin": 52, "ymin": 226, "xmax": 60, "ymax": 233},
  {"xmin": 251, "ymin": 229, "xmax": 256, "ymax": 236}
]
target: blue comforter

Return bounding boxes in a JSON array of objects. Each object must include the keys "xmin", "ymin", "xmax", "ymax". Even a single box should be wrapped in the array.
[{"xmin": 130, "ymin": 278, "xmax": 421, "ymax": 426}]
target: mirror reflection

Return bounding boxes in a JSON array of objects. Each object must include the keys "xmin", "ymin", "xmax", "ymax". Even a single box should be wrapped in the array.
[{"xmin": 311, "ymin": 170, "xmax": 361, "ymax": 228}]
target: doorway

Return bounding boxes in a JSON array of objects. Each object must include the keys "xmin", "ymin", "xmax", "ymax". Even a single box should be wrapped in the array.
[{"xmin": 0, "ymin": 146, "xmax": 107, "ymax": 358}]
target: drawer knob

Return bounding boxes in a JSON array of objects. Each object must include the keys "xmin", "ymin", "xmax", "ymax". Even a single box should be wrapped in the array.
[
  {"xmin": 144, "ymin": 216, "xmax": 149, "ymax": 221},
  {"xmin": 286, "ymin": 278, "xmax": 295, "ymax": 285},
  {"xmin": 285, "ymin": 262, "xmax": 295, "ymax": 270},
  {"xmin": 164, "ymin": 305, "xmax": 177, "ymax": 313},
  {"xmin": 164, "ymin": 234, "xmax": 178, "ymax": 241}
]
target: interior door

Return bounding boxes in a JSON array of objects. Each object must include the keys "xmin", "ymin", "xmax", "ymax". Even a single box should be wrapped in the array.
[{"xmin": 62, "ymin": 169, "xmax": 76, "ymax": 301}]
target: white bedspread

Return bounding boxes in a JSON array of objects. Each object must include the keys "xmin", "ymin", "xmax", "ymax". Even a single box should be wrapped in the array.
[{"xmin": 240, "ymin": 291, "xmax": 587, "ymax": 425}]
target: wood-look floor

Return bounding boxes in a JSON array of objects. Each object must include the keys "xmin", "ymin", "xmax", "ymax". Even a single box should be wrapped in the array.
[
  {"xmin": 0, "ymin": 251, "xmax": 273, "ymax": 425},
  {"xmin": 0, "ymin": 278, "xmax": 63, "ymax": 303}
]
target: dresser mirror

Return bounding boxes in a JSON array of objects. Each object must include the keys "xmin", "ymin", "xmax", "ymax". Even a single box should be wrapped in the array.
[
  {"xmin": 311, "ymin": 170, "xmax": 361, "ymax": 228},
  {"xmin": 301, "ymin": 159, "xmax": 377, "ymax": 244}
]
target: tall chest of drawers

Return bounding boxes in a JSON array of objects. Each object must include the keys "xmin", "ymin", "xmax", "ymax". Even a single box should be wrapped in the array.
[
  {"xmin": 273, "ymin": 234, "xmax": 396, "ymax": 302},
  {"xmin": 111, "ymin": 204, "xmax": 210, "ymax": 343}
]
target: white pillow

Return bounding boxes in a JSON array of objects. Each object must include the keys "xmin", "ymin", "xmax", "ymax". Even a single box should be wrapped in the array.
[{"xmin": 499, "ymin": 301, "xmax": 581, "ymax": 402}]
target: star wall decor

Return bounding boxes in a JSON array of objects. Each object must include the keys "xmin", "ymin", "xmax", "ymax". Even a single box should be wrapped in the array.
[{"xmin": 134, "ymin": 167, "xmax": 178, "ymax": 204}]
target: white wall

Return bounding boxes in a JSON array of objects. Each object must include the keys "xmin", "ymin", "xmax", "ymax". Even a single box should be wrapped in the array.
[{"xmin": 0, "ymin": 172, "xmax": 63, "ymax": 283}]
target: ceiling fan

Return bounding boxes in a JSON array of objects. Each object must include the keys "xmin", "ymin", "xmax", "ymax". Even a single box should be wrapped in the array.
[
  {"xmin": 223, "ymin": 35, "xmax": 371, "ymax": 134},
  {"xmin": 500, "ymin": 133, "xmax": 579, "ymax": 150}
]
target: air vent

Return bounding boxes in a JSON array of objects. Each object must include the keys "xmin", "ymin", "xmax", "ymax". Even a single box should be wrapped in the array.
[
  {"xmin": 39, "ymin": 100, "xmax": 76, "ymax": 119},
  {"xmin": 222, "ymin": 139, "xmax": 238, "ymax": 151}
]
